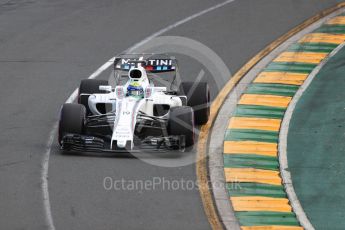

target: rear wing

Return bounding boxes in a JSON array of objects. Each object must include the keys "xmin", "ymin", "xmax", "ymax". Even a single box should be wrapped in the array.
[{"xmin": 114, "ymin": 57, "xmax": 176, "ymax": 73}]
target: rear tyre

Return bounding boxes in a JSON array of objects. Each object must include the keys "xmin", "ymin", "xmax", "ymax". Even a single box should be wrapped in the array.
[
  {"xmin": 168, "ymin": 106, "xmax": 195, "ymax": 151},
  {"xmin": 78, "ymin": 79, "xmax": 108, "ymax": 114},
  {"xmin": 58, "ymin": 103, "xmax": 86, "ymax": 145},
  {"xmin": 179, "ymin": 82, "xmax": 210, "ymax": 125}
]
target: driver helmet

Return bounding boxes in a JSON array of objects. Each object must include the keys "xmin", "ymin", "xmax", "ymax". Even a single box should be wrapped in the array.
[{"xmin": 127, "ymin": 81, "xmax": 144, "ymax": 98}]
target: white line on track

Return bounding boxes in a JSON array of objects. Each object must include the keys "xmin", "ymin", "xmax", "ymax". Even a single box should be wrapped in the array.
[{"xmin": 41, "ymin": 1, "xmax": 235, "ymax": 229}]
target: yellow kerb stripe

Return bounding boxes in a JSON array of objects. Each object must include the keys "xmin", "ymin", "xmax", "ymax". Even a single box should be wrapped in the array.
[
  {"xmin": 225, "ymin": 168, "xmax": 281, "ymax": 186},
  {"xmin": 326, "ymin": 16, "xmax": 345, "ymax": 25},
  {"xmin": 230, "ymin": 196, "xmax": 292, "ymax": 212},
  {"xmin": 241, "ymin": 226, "xmax": 304, "ymax": 230},
  {"xmin": 239, "ymin": 94, "xmax": 292, "ymax": 108},
  {"xmin": 254, "ymin": 72, "xmax": 308, "ymax": 85},
  {"xmin": 228, "ymin": 117, "xmax": 281, "ymax": 131},
  {"xmin": 274, "ymin": 52, "xmax": 328, "ymax": 64},
  {"xmin": 299, "ymin": 33, "xmax": 345, "ymax": 44},
  {"xmin": 224, "ymin": 141, "xmax": 277, "ymax": 157}
]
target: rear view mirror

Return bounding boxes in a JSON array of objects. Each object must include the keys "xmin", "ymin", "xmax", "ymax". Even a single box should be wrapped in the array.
[{"xmin": 99, "ymin": 85, "xmax": 112, "ymax": 92}]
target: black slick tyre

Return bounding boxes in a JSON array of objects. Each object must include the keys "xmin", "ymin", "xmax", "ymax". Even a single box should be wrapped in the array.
[
  {"xmin": 168, "ymin": 106, "xmax": 195, "ymax": 151},
  {"xmin": 58, "ymin": 103, "xmax": 86, "ymax": 145},
  {"xmin": 179, "ymin": 82, "xmax": 210, "ymax": 125}
]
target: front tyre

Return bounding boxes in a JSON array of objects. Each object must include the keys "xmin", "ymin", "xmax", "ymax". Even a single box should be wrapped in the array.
[
  {"xmin": 58, "ymin": 103, "xmax": 86, "ymax": 145},
  {"xmin": 179, "ymin": 82, "xmax": 210, "ymax": 125},
  {"xmin": 168, "ymin": 106, "xmax": 195, "ymax": 151}
]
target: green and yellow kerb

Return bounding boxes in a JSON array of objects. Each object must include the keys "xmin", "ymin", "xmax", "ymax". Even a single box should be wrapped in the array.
[{"xmin": 223, "ymin": 13, "xmax": 345, "ymax": 230}]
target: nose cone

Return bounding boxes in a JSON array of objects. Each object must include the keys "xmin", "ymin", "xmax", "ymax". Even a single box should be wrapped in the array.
[{"xmin": 117, "ymin": 140, "xmax": 127, "ymax": 148}]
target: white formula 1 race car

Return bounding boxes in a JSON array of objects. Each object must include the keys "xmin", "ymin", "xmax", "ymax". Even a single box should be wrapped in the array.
[{"xmin": 58, "ymin": 54, "xmax": 210, "ymax": 153}]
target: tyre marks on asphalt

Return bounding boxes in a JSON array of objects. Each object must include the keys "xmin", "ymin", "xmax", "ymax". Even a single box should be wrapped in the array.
[{"xmin": 222, "ymin": 12, "xmax": 345, "ymax": 230}]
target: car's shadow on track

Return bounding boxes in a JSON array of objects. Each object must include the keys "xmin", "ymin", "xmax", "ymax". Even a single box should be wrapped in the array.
[
  {"xmin": 60, "ymin": 150, "xmax": 136, "ymax": 158},
  {"xmin": 59, "ymin": 147, "xmax": 195, "ymax": 159}
]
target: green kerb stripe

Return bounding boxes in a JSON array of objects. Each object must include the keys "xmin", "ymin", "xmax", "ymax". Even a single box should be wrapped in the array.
[
  {"xmin": 245, "ymin": 83, "xmax": 299, "ymax": 97},
  {"xmin": 226, "ymin": 182, "xmax": 285, "ymax": 198},
  {"xmin": 287, "ymin": 42, "xmax": 337, "ymax": 53},
  {"xmin": 224, "ymin": 154, "xmax": 279, "ymax": 171},
  {"xmin": 315, "ymin": 25, "xmax": 345, "ymax": 34},
  {"xmin": 235, "ymin": 211, "xmax": 300, "ymax": 226},
  {"xmin": 234, "ymin": 105, "xmax": 286, "ymax": 119},
  {"xmin": 225, "ymin": 129, "xmax": 278, "ymax": 143},
  {"xmin": 265, "ymin": 62, "xmax": 317, "ymax": 74}
]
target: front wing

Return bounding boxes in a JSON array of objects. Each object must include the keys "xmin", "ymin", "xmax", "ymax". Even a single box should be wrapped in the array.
[{"xmin": 60, "ymin": 133, "xmax": 187, "ymax": 153}]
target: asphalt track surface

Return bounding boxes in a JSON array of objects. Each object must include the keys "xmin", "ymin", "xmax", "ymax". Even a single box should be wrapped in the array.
[{"xmin": 0, "ymin": 1, "xmax": 343, "ymax": 229}]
